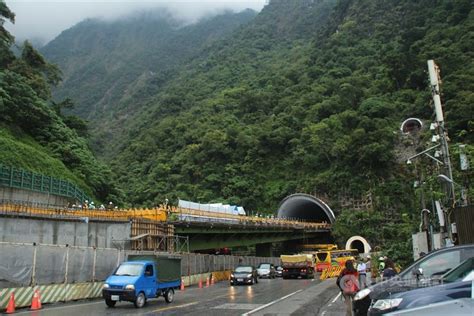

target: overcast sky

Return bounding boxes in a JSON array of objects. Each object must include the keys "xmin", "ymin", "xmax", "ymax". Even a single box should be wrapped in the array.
[{"xmin": 5, "ymin": 0, "xmax": 266, "ymax": 45}]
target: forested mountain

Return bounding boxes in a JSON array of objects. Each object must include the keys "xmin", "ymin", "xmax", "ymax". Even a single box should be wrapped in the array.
[
  {"xmin": 109, "ymin": 0, "xmax": 471, "ymax": 263},
  {"xmin": 3, "ymin": 0, "xmax": 473, "ymax": 263},
  {"xmin": 42, "ymin": 9, "xmax": 257, "ymax": 157},
  {"xmin": 0, "ymin": 1, "xmax": 120, "ymax": 202}
]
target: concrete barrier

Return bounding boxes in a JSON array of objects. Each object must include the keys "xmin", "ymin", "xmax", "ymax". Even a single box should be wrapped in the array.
[
  {"xmin": 0, "ymin": 271, "xmax": 234, "ymax": 311},
  {"xmin": 0, "ymin": 282, "xmax": 103, "ymax": 311}
]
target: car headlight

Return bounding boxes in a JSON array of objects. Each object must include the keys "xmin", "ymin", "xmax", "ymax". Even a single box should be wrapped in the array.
[
  {"xmin": 353, "ymin": 288, "xmax": 371, "ymax": 301},
  {"xmin": 231, "ymin": 274, "xmax": 234, "ymax": 278},
  {"xmin": 125, "ymin": 284, "xmax": 135, "ymax": 290},
  {"xmin": 247, "ymin": 274, "xmax": 253, "ymax": 278},
  {"xmin": 102, "ymin": 284, "xmax": 110, "ymax": 289},
  {"xmin": 372, "ymin": 298, "xmax": 403, "ymax": 311}
]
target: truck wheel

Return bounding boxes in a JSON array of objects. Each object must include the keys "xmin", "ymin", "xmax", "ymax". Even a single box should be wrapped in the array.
[
  {"xmin": 105, "ymin": 299, "xmax": 116, "ymax": 308},
  {"xmin": 134, "ymin": 292, "xmax": 146, "ymax": 308},
  {"xmin": 164, "ymin": 289, "xmax": 174, "ymax": 303}
]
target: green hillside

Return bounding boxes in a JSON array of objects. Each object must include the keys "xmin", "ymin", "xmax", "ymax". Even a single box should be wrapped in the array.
[
  {"xmin": 4, "ymin": 0, "xmax": 473, "ymax": 264},
  {"xmin": 0, "ymin": 1, "xmax": 120, "ymax": 202},
  {"xmin": 42, "ymin": 9, "xmax": 258, "ymax": 158}
]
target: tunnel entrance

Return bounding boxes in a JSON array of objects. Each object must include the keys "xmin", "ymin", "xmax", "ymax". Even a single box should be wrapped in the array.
[
  {"xmin": 345, "ymin": 236, "xmax": 371, "ymax": 254},
  {"xmin": 350, "ymin": 240, "xmax": 365, "ymax": 253},
  {"xmin": 276, "ymin": 193, "xmax": 335, "ymax": 223}
]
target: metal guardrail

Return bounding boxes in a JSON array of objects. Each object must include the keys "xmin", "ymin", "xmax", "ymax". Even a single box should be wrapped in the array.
[
  {"xmin": 170, "ymin": 206, "xmax": 331, "ymax": 230},
  {"xmin": 0, "ymin": 164, "xmax": 92, "ymax": 203}
]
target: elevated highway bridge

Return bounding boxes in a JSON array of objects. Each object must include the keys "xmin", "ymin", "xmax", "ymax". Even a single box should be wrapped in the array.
[{"xmin": 0, "ymin": 193, "xmax": 335, "ymax": 256}]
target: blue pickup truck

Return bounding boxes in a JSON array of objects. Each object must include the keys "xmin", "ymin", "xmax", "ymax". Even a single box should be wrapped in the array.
[{"xmin": 102, "ymin": 254, "xmax": 181, "ymax": 308}]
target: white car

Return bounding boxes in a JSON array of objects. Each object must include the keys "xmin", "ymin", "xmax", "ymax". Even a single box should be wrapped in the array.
[{"xmin": 257, "ymin": 263, "xmax": 276, "ymax": 278}]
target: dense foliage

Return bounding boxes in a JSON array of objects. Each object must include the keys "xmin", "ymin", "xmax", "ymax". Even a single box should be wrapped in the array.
[
  {"xmin": 0, "ymin": 0, "xmax": 121, "ymax": 202},
  {"xmin": 42, "ymin": 9, "xmax": 257, "ymax": 158},
  {"xmin": 5, "ymin": 0, "xmax": 474, "ymax": 262}
]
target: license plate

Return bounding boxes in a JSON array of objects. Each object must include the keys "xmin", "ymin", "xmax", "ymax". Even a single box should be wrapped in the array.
[
  {"xmin": 237, "ymin": 278, "xmax": 243, "ymax": 282},
  {"xmin": 111, "ymin": 295, "xmax": 120, "ymax": 301}
]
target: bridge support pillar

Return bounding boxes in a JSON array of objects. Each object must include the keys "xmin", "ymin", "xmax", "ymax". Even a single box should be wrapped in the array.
[{"xmin": 256, "ymin": 243, "xmax": 272, "ymax": 257}]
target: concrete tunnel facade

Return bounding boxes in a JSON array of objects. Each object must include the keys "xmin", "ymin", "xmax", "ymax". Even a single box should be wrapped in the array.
[{"xmin": 276, "ymin": 193, "xmax": 335, "ymax": 224}]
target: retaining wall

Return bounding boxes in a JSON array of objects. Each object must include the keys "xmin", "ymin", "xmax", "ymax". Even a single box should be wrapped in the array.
[
  {"xmin": 0, "ymin": 217, "xmax": 130, "ymax": 248},
  {"xmin": 0, "ymin": 187, "xmax": 70, "ymax": 206}
]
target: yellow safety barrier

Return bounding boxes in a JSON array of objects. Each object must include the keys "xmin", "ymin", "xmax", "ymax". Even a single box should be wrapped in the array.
[
  {"xmin": 0, "ymin": 202, "xmax": 167, "ymax": 222},
  {"xmin": 0, "ymin": 202, "xmax": 331, "ymax": 229},
  {"xmin": 320, "ymin": 266, "xmax": 343, "ymax": 280}
]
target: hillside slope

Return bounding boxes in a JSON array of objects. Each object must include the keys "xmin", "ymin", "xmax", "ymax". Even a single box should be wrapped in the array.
[
  {"xmin": 42, "ymin": 9, "xmax": 258, "ymax": 156},
  {"xmin": 0, "ymin": 2, "xmax": 120, "ymax": 202},
  {"xmin": 108, "ymin": 0, "xmax": 472, "ymax": 212}
]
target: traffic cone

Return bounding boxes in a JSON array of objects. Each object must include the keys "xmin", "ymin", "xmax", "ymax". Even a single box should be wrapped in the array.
[
  {"xmin": 30, "ymin": 289, "xmax": 42, "ymax": 310},
  {"xmin": 198, "ymin": 278, "xmax": 203, "ymax": 288},
  {"xmin": 180, "ymin": 278, "xmax": 185, "ymax": 291},
  {"xmin": 5, "ymin": 292, "xmax": 15, "ymax": 314},
  {"xmin": 206, "ymin": 277, "xmax": 210, "ymax": 287}
]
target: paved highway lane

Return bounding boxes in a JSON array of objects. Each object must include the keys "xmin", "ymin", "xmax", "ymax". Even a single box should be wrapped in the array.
[{"xmin": 15, "ymin": 278, "xmax": 342, "ymax": 315}]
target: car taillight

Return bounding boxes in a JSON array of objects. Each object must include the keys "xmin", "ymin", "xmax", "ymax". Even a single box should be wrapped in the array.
[{"xmin": 300, "ymin": 269, "xmax": 306, "ymax": 272}]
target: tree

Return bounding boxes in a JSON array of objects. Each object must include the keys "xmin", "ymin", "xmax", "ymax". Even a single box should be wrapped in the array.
[{"xmin": 0, "ymin": 0, "xmax": 15, "ymax": 66}]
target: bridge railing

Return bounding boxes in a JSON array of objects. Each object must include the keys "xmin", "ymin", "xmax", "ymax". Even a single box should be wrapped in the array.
[
  {"xmin": 0, "ymin": 200, "xmax": 331, "ymax": 229},
  {"xmin": 170, "ymin": 206, "xmax": 331, "ymax": 230}
]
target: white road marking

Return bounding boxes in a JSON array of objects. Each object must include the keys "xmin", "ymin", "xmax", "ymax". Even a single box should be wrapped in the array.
[
  {"xmin": 241, "ymin": 289, "xmax": 303, "ymax": 315},
  {"xmin": 150, "ymin": 301, "xmax": 198, "ymax": 313},
  {"xmin": 213, "ymin": 303, "xmax": 262, "ymax": 310},
  {"xmin": 331, "ymin": 292, "xmax": 341, "ymax": 303},
  {"xmin": 321, "ymin": 311, "xmax": 327, "ymax": 315}
]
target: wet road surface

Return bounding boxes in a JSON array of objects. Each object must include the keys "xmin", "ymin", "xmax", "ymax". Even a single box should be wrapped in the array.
[{"xmin": 15, "ymin": 278, "xmax": 343, "ymax": 315}]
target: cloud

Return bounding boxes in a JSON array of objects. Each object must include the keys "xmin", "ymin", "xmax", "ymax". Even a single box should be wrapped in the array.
[{"xmin": 5, "ymin": 0, "xmax": 266, "ymax": 45}]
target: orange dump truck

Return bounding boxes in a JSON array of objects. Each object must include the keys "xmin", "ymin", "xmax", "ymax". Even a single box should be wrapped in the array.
[{"xmin": 280, "ymin": 254, "xmax": 315, "ymax": 279}]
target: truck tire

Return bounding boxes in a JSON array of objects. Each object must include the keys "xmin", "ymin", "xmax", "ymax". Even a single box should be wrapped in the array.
[
  {"xmin": 164, "ymin": 289, "xmax": 174, "ymax": 303},
  {"xmin": 105, "ymin": 299, "xmax": 116, "ymax": 308},
  {"xmin": 134, "ymin": 292, "xmax": 146, "ymax": 308}
]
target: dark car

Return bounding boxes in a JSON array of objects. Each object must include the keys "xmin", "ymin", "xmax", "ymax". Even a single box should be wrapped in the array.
[
  {"xmin": 353, "ymin": 244, "xmax": 474, "ymax": 315},
  {"xmin": 230, "ymin": 266, "xmax": 258, "ymax": 285},
  {"xmin": 257, "ymin": 263, "xmax": 276, "ymax": 279},
  {"xmin": 275, "ymin": 266, "xmax": 283, "ymax": 277},
  {"xmin": 369, "ymin": 257, "xmax": 474, "ymax": 315}
]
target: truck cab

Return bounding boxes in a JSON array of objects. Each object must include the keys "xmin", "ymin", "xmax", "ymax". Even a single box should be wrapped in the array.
[{"xmin": 102, "ymin": 255, "xmax": 181, "ymax": 308}]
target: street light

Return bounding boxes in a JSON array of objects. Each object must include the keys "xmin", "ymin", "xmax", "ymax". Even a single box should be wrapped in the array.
[
  {"xmin": 437, "ymin": 174, "xmax": 467, "ymax": 206},
  {"xmin": 437, "ymin": 174, "xmax": 454, "ymax": 184}
]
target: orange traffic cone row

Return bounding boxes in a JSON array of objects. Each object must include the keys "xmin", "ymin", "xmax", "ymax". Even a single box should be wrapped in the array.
[
  {"xmin": 198, "ymin": 278, "xmax": 203, "ymax": 288},
  {"xmin": 206, "ymin": 277, "xmax": 210, "ymax": 287},
  {"xmin": 30, "ymin": 289, "xmax": 42, "ymax": 310},
  {"xmin": 180, "ymin": 278, "xmax": 185, "ymax": 291},
  {"xmin": 5, "ymin": 292, "xmax": 15, "ymax": 314}
]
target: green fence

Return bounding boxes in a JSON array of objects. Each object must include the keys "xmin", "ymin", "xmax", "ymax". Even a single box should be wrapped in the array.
[{"xmin": 0, "ymin": 164, "xmax": 91, "ymax": 203}]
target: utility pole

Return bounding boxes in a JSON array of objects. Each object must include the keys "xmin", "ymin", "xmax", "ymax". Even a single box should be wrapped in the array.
[{"xmin": 427, "ymin": 60, "xmax": 456, "ymax": 243}]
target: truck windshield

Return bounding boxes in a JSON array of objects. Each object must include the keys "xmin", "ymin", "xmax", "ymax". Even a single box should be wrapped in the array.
[{"xmin": 114, "ymin": 263, "xmax": 143, "ymax": 276}]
